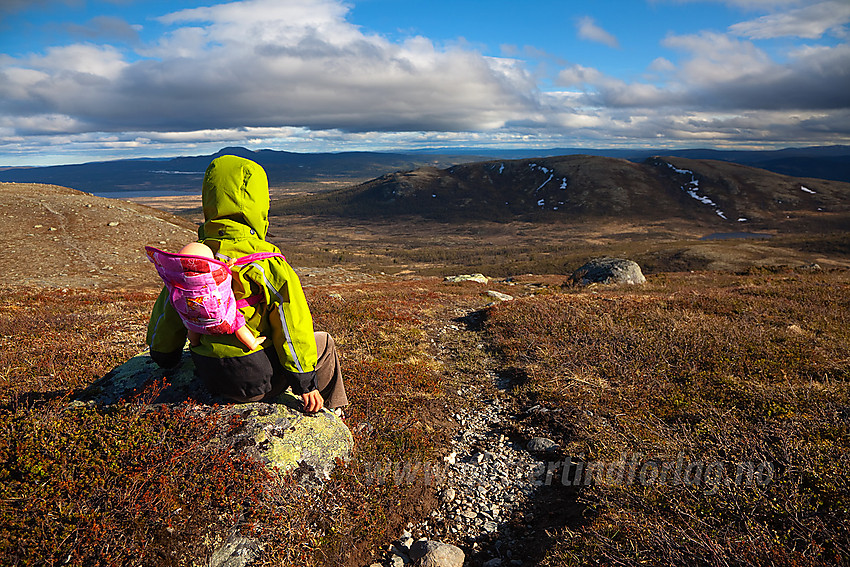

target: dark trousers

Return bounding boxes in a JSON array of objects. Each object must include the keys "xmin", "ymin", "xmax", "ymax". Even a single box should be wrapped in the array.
[{"xmin": 192, "ymin": 331, "xmax": 348, "ymax": 408}]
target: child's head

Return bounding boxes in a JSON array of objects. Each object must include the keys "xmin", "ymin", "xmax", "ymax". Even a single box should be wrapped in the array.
[
  {"xmin": 179, "ymin": 242, "xmax": 214, "ymax": 259},
  {"xmin": 201, "ymin": 155, "xmax": 270, "ymax": 241}
]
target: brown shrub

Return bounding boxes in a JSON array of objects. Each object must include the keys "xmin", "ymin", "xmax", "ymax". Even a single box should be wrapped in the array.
[{"xmin": 485, "ymin": 270, "xmax": 850, "ymax": 566}]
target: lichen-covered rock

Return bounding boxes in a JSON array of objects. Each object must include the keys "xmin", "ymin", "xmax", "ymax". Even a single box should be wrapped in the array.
[
  {"xmin": 444, "ymin": 273, "xmax": 489, "ymax": 284},
  {"xmin": 570, "ymin": 257, "xmax": 646, "ymax": 286},
  {"xmin": 218, "ymin": 398, "xmax": 353, "ymax": 480},
  {"xmin": 74, "ymin": 349, "xmax": 353, "ymax": 479},
  {"xmin": 208, "ymin": 535, "xmax": 261, "ymax": 567}
]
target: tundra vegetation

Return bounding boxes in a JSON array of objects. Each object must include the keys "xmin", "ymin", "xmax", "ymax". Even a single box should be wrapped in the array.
[
  {"xmin": 2, "ymin": 268, "xmax": 849, "ymax": 566},
  {"xmin": 1, "ymin": 159, "xmax": 850, "ymax": 565}
]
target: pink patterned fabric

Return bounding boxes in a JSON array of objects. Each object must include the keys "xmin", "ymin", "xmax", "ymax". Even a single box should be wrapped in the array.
[{"xmin": 146, "ymin": 246, "xmax": 245, "ymax": 335}]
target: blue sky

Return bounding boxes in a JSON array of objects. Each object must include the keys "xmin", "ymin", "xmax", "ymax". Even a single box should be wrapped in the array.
[{"xmin": 1, "ymin": 0, "xmax": 848, "ymax": 165}]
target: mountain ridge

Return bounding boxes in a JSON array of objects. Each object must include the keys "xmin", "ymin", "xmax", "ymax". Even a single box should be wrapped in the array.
[
  {"xmin": 277, "ymin": 154, "xmax": 850, "ymax": 232},
  {"xmin": 0, "ymin": 145, "xmax": 848, "ymax": 195}
]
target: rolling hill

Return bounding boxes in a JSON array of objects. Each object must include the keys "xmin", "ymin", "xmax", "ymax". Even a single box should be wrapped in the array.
[
  {"xmin": 276, "ymin": 154, "xmax": 850, "ymax": 231},
  {"xmin": 0, "ymin": 147, "xmax": 476, "ymax": 196},
  {"xmin": 1, "ymin": 145, "xmax": 847, "ymax": 197}
]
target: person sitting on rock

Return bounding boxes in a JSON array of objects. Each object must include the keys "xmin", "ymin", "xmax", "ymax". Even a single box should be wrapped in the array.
[{"xmin": 146, "ymin": 155, "xmax": 348, "ymax": 414}]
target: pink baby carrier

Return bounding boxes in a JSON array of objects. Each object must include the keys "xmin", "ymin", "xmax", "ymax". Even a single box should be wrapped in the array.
[{"xmin": 145, "ymin": 246, "xmax": 285, "ymax": 336}]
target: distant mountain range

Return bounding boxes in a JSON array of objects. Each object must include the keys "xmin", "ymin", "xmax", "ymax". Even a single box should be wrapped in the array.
[
  {"xmin": 277, "ymin": 154, "xmax": 850, "ymax": 231},
  {"xmin": 0, "ymin": 145, "xmax": 848, "ymax": 196},
  {"xmin": 0, "ymin": 146, "xmax": 477, "ymax": 196}
]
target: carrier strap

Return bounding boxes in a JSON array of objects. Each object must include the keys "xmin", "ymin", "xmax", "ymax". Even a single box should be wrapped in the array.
[
  {"xmin": 229, "ymin": 252, "xmax": 286, "ymax": 266},
  {"xmin": 230, "ymin": 252, "xmax": 287, "ymax": 309},
  {"xmin": 236, "ymin": 294, "xmax": 263, "ymax": 309}
]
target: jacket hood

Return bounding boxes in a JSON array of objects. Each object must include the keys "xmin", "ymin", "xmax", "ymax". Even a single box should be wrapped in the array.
[{"xmin": 199, "ymin": 155, "xmax": 270, "ymax": 241}]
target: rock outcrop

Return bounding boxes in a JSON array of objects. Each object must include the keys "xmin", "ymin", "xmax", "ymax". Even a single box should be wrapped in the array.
[
  {"xmin": 444, "ymin": 273, "xmax": 489, "ymax": 284},
  {"xmin": 570, "ymin": 257, "xmax": 646, "ymax": 286},
  {"xmin": 75, "ymin": 349, "xmax": 353, "ymax": 480}
]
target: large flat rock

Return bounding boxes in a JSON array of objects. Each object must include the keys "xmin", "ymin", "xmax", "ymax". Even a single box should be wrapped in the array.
[{"xmin": 75, "ymin": 349, "xmax": 353, "ymax": 480}]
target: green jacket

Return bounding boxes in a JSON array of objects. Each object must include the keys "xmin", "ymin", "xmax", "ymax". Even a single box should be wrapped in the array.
[{"xmin": 146, "ymin": 155, "xmax": 318, "ymax": 388}]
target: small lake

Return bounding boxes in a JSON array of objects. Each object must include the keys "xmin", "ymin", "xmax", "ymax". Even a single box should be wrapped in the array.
[
  {"xmin": 700, "ymin": 232, "xmax": 773, "ymax": 240},
  {"xmin": 93, "ymin": 189, "xmax": 200, "ymax": 200}
]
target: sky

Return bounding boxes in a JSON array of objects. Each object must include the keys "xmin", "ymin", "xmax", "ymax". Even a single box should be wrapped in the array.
[{"xmin": 0, "ymin": 0, "xmax": 848, "ymax": 166}]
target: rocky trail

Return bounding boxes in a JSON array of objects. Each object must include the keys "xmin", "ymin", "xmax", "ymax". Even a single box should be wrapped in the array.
[{"xmin": 364, "ymin": 305, "xmax": 571, "ymax": 567}]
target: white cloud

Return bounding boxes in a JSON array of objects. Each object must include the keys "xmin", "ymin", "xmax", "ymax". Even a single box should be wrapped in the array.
[
  {"xmin": 663, "ymin": 32, "xmax": 773, "ymax": 85},
  {"xmin": 0, "ymin": 0, "xmax": 537, "ymax": 137},
  {"xmin": 0, "ymin": 0, "xmax": 848, "ymax": 163},
  {"xmin": 649, "ymin": 57, "xmax": 676, "ymax": 73},
  {"xmin": 660, "ymin": 32, "xmax": 850, "ymax": 110},
  {"xmin": 557, "ymin": 64, "xmax": 608, "ymax": 88},
  {"xmin": 24, "ymin": 43, "xmax": 128, "ymax": 77},
  {"xmin": 729, "ymin": 1, "xmax": 850, "ymax": 39},
  {"xmin": 576, "ymin": 16, "xmax": 620, "ymax": 48}
]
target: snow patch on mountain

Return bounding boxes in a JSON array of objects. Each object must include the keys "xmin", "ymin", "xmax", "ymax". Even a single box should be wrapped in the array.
[{"xmin": 665, "ymin": 162, "xmax": 728, "ymax": 220}]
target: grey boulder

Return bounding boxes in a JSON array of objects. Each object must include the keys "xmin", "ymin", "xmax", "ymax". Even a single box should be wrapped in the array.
[{"xmin": 571, "ymin": 257, "xmax": 646, "ymax": 286}]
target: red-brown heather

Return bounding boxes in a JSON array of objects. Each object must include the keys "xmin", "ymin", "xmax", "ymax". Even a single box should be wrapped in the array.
[{"xmin": 2, "ymin": 165, "xmax": 850, "ymax": 565}]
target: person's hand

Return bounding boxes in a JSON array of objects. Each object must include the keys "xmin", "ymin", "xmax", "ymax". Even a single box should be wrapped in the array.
[{"xmin": 301, "ymin": 390, "xmax": 324, "ymax": 413}]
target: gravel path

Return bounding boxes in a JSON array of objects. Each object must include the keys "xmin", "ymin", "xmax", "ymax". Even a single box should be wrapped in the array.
[{"xmin": 375, "ymin": 315, "xmax": 558, "ymax": 567}]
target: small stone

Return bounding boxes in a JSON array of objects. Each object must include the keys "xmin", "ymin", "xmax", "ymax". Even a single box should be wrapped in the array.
[
  {"xmin": 527, "ymin": 437, "xmax": 558, "ymax": 452},
  {"xmin": 444, "ymin": 452, "xmax": 457, "ymax": 465},
  {"xmin": 410, "ymin": 541, "xmax": 465, "ymax": 567},
  {"xmin": 107, "ymin": 221, "xmax": 120, "ymax": 227},
  {"xmin": 208, "ymin": 535, "xmax": 261, "ymax": 567},
  {"xmin": 444, "ymin": 273, "xmax": 489, "ymax": 284},
  {"xmin": 483, "ymin": 559, "xmax": 502, "ymax": 567},
  {"xmin": 440, "ymin": 488, "xmax": 456, "ymax": 503},
  {"xmin": 486, "ymin": 290, "xmax": 514, "ymax": 301}
]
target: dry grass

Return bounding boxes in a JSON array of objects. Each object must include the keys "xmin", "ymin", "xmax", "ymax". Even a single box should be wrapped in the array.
[
  {"xmin": 2, "ymin": 262, "xmax": 850, "ymax": 566},
  {"xmin": 485, "ymin": 268, "xmax": 850, "ymax": 566},
  {"xmin": 0, "ymin": 280, "xmax": 495, "ymax": 566}
]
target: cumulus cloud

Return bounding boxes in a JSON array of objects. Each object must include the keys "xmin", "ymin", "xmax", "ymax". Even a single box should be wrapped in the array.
[
  {"xmin": 0, "ymin": 0, "xmax": 537, "ymax": 136},
  {"xmin": 576, "ymin": 16, "xmax": 620, "ymax": 48},
  {"xmin": 0, "ymin": 0, "xmax": 848, "ymax": 161},
  {"xmin": 729, "ymin": 1, "xmax": 850, "ymax": 39},
  {"xmin": 662, "ymin": 32, "xmax": 850, "ymax": 110},
  {"xmin": 649, "ymin": 57, "xmax": 676, "ymax": 73},
  {"xmin": 556, "ymin": 28, "xmax": 849, "ymax": 114}
]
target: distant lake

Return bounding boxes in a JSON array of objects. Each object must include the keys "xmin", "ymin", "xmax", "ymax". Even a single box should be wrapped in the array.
[
  {"xmin": 700, "ymin": 232, "xmax": 773, "ymax": 240},
  {"xmin": 93, "ymin": 189, "xmax": 200, "ymax": 200}
]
